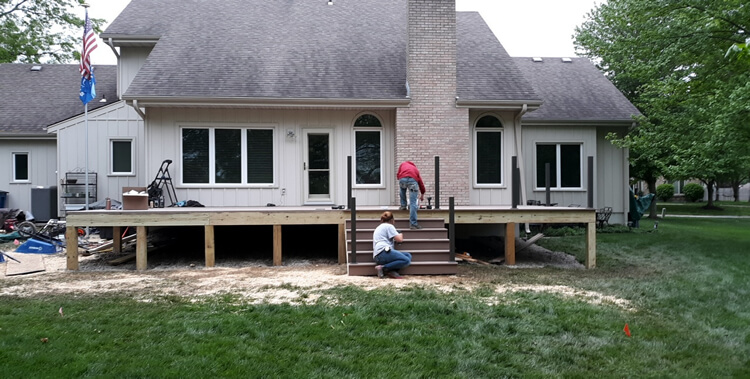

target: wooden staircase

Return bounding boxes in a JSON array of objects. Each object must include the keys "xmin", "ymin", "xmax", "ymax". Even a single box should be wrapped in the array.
[{"xmin": 346, "ymin": 218, "xmax": 458, "ymax": 276}]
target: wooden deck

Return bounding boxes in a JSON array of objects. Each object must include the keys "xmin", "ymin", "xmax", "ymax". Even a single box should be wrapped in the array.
[{"xmin": 64, "ymin": 205, "xmax": 597, "ymax": 271}]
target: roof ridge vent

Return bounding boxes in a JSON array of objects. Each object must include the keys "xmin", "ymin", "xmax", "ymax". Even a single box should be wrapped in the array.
[
  {"xmin": 532, "ymin": 57, "xmax": 543, "ymax": 62},
  {"xmin": 561, "ymin": 57, "xmax": 572, "ymax": 63},
  {"xmin": 30, "ymin": 65, "xmax": 42, "ymax": 71}
]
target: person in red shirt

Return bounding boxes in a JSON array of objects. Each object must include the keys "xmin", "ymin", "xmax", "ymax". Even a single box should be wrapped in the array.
[{"xmin": 397, "ymin": 161, "xmax": 426, "ymax": 229}]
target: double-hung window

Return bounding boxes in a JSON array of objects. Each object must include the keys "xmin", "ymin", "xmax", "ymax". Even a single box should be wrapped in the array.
[
  {"xmin": 353, "ymin": 114, "xmax": 383, "ymax": 186},
  {"xmin": 111, "ymin": 139, "xmax": 134, "ymax": 175},
  {"xmin": 12, "ymin": 152, "xmax": 29, "ymax": 182},
  {"xmin": 535, "ymin": 143, "xmax": 582, "ymax": 189},
  {"xmin": 474, "ymin": 115, "xmax": 503, "ymax": 186},
  {"xmin": 181, "ymin": 127, "xmax": 274, "ymax": 185}
]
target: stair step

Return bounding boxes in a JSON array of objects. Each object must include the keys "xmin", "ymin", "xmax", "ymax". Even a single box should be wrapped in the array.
[
  {"xmin": 348, "ymin": 239, "xmax": 449, "ymax": 251},
  {"xmin": 346, "ymin": 218, "xmax": 445, "ymax": 229},
  {"xmin": 348, "ymin": 261, "xmax": 458, "ymax": 276},
  {"xmin": 347, "ymin": 228, "xmax": 448, "ymax": 239},
  {"xmin": 350, "ymin": 249, "xmax": 452, "ymax": 263}
]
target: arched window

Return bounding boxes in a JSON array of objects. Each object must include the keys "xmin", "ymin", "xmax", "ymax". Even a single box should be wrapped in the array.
[
  {"xmin": 474, "ymin": 115, "xmax": 503, "ymax": 185},
  {"xmin": 353, "ymin": 114, "xmax": 383, "ymax": 185}
]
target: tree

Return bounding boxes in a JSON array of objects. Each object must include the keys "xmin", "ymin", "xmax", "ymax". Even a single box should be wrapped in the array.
[
  {"xmin": 0, "ymin": 0, "xmax": 104, "ymax": 63},
  {"xmin": 576, "ymin": 0, "xmax": 750, "ymax": 210}
]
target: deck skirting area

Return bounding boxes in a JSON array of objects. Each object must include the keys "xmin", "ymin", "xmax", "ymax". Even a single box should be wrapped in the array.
[{"xmin": 64, "ymin": 206, "xmax": 597, "ymax": 271}]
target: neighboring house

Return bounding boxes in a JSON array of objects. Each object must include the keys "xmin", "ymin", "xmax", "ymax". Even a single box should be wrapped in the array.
[
  {"xmin": 0, "ymin": 64, "xmax": 116, "ymax": 217},
  {"xmin": 49, "ymin": 0, "xmax": 638, "ymax": 224}
]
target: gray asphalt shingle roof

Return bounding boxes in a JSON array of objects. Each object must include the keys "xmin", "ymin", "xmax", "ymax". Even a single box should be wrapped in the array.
[
  {"xmin": 457, "ymin": 12, "xmax": 539, "ymax": 102},
  {"xmin": 514, "ymin": 57, "xmax": 641, "ymax": 122},
  {"xmin": 0, "ymin": 64, "xmax": 118, "ymax": 135},
  {"xmin": 104, "ymin": 0, "xmax": 538, "ymax": 103}
]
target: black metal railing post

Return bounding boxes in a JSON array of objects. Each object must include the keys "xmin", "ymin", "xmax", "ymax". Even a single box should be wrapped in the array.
[
  {"xmin": 347, "ymin": 156, "xmax": 352, "ymax": 209},
  {"xmin": 449, "ymin": 197, "xmax": 455, "ymax": 261},
  {"xmin": 350, "ymin": 197, "xmax": 357, "ymax": 263},
  {"xmin": 587, "ymin": 156, "xmax": 594, "ymax": 208},
  {"xmin": 545, "ymin": 162, "xmax": 551, "ymax": 206},
  {"xmin": 512, "ymin": 156, "xmax": 519, "ymax": 209},
  {"xmin": 434, "ymin": 156, "xmax": 440, "ymax": 209}
]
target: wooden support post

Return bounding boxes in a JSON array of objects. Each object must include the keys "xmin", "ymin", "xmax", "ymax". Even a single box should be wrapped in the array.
[
  {"xmin": 136, "ymin": 226, "xmax": 147, "ymax": 271},
  {"xmin": 586, "ymin": 222, "xmax": 596, "ymax": 269},
  {"xmin": 66, "ymin": 226, "xmax": 79, "ymax": 270},
  {"xmin": 205, "ymin": 225, "xmax": 215, "ymax": 267},
  {"xmin": 113, "ymin": 226, "xmax": 122, "ymax": 253},
  {"xmin": 505, "ymin": 222, "xmax": 516, "ymax": 265},
  {"xmin": 338, "ymin": 222, "xmax": 346, "ymax": 264},
  {"xmin": 273, "ymin": 224, "xmax": 282, "ymax": 266}
]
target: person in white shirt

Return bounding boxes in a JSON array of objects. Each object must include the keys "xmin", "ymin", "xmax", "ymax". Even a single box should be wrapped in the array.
[{"xmin": 372, "ymin": 211, "xmax": 412, "ymax": 279}]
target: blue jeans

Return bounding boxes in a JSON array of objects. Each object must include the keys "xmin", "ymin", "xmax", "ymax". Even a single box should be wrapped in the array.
[
  {"xmin": 375, "ymin": 248, "xmax": 412, "ymax": 272},
  {"xmin": 399, "ymin": 177, "xmax": 419, "ymax": 226}
]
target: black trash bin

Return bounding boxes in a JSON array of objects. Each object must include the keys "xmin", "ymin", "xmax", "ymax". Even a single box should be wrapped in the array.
[{"xmin": 31, "ymin": 186, "xmax": 58, "ymax": 222}]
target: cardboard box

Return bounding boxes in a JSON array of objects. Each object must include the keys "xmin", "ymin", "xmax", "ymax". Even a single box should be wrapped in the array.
[{"xmin": 122, "ymin": 186, "xmax": 149, "ymax": 210}]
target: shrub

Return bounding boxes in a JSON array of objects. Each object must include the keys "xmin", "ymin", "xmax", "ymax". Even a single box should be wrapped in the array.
[
  {"xmin": 683, "ymin": 183, "xmax": 705, "ymax": 202},
  {"xmin": 656, "ymin": 183, "xmax": 675, "ymax": 202}
]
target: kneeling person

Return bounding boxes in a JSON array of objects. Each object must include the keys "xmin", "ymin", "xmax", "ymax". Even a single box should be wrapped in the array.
[{"xmin": 372, "ymin": 211, "xmax": 412, "ymax": 279}]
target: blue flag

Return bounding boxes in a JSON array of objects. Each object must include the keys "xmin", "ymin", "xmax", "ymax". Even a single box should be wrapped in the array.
[
  {"xmin": 79, "ymin": 9, "xmax": 98, "ymax": 105},
  {"xmin": 80, "ymin": 68, "xmax": 96, "ymax": 105}
]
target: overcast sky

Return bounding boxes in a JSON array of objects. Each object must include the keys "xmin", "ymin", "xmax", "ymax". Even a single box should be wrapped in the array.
[{"xmin": 86, "ymin": 0, "xmax": 603, "ymax": 66}]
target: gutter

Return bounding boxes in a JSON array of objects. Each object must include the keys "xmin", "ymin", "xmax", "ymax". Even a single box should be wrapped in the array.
[
  {"xmin": 120, "ymin": 96, "xmax": 411, "ymax": 109},
  {"xmin": 130, "ymin": 100, "xmax": 146, "ymax": 119},
  {"xmin": 513, "ymin": 104, "xmax": 532, "ymax": 234},
  {"xmin": 106, "ymin": 38, "xmax": 120, "ymax": 59}
]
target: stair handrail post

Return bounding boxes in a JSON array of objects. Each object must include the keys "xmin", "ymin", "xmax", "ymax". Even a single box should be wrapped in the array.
[
  {"xmin": 350, "ymin": 197, "xmax": 357, "ymax": 263},
  {"xmin": 434, "ymin": 156, "xmax": 440, "ymax": 209},
  {"xmin": 347, "ymin": 156, "xmax": 352, "ymax": 209},
  {"xmin": 449, "ymin": 196, "xmax": 455, "ymax": 261}
]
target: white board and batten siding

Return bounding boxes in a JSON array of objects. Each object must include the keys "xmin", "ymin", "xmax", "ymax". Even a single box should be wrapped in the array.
[
  {"xmin": 146, "ymin": 108, "xmax": 396, "ymax": 208},
  {"xmin": 0, "ymin": 139, "xmax": 57, "ymax": 211},
  {"xmin": 597, "ymin": 127, "xmax": 629, "ymax": 224},
  {"xmin": 48, "ymin": 102, "xmax": 146, "ymax": 214},
  {"xmin": 467, "ymin": 110, "xmax": 518, "ymax": 206},
  {"xmin": 522, "ymin": 125, "xmax": 597, "ymax": 208},
  {"xmin": 118, "ymin": 46, "xmax": 152, "ymax": 98}
]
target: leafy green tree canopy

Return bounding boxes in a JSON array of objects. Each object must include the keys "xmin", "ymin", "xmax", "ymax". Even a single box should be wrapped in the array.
[
  {"xmin": 1, "ymin": 0, "xmax": 104, "ymax": 63},
  {"xmin": 576, "ymin": 0, "xmax": 750, "ymax": 208}
]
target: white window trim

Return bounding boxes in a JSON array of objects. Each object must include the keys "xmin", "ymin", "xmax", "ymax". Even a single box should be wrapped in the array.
[
  {"xmin": 352, "ymin": 127, "xmax": 385, "ymax": 188},
  {"xmin": 12, "ymin": 152, "xmax": 30, "ymax": 183},
  {"xmin": 534, "ymin": 142, "xmax": 584, "ymax": 191},
  {"xmin": 109, "ymin": 138, "xmax": 135, "ymax": 176},
  {"xmin": 473, "ymin": 116, "xmax": 505, "ymax": 188},
  {"xmin": 179, "ymin": 124, "xmax": 277, "ymax": 188}
]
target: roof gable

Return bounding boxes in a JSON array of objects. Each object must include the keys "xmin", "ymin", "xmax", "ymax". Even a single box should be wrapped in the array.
[{"xmin": 0, "ymin": 64, "xmax": 118, "ymax": 135}]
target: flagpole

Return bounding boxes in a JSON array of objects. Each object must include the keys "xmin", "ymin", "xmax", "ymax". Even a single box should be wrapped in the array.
[{"xmin": 84, "ymin": 102, "xmax": 89, "ymax": 213}]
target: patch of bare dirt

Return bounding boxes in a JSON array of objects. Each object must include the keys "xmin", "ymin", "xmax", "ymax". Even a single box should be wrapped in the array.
[{"xmin": 1, "ymin": 239, "xmax": 630, "ymax": 310}]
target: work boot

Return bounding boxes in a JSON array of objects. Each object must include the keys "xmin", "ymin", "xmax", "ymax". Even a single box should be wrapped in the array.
[
  {"xmin": 399, "ymin": 206, "xmax": 407, "ymax": 211},
  {"xmin": 410, "ymin": 223, "xmax": 422, "ymax": 230},
  {"xmin": 375, "ymin": 265, "xmax": 385, "ymax": 279}
]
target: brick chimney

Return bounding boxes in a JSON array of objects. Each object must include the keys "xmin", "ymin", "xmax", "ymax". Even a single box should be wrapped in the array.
[{"xmin": 396, "ymin": 0, "xmax": 470, "ymax": 206}]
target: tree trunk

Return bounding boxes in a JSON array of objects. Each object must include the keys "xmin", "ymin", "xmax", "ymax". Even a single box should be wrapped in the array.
[
  {"xmin": 732, "ymin": 181, "xmax": 740, "ymax": 202},
  {"xmin": 647, "ymin": 177, "xmax": 658, "ymax": 219},
  {"xmin": 705, "ymin": 180, "xmax": 715, "ymax": 208}
]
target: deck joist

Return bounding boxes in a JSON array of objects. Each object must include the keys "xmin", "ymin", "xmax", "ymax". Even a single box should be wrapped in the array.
[{"xmin": 64, "ymin": 206, "xmax": 597, "ymax": 271}]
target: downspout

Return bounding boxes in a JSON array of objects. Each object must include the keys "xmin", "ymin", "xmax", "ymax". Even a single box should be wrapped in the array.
[
  {"xmin": 106, "ymin": 38, "xmax": 120, "ymax": 59},
  {"xmin": 513, "ymin": 104, "xmax": 531, "ymax": 234},
  {"xmin": 130, "ymin": 99, "xmax": 146, "ymax": 119}
]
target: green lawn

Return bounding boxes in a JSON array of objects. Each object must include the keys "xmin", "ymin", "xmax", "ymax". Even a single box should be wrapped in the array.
[
  {"xmin": 2, "ymin": 217, "xmax": 750, "ymax": 377},
  {"xmin": 656, "ymin": 200, "xmax": 750, "ymax": 216}
]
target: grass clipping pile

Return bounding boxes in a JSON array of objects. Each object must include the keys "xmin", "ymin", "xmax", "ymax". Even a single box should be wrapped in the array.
[{"xmin": 0, "ymin": 238, "xmax": 622, "ymax": 309}]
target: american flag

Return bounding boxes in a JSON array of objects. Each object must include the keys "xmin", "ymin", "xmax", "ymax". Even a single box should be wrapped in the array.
[{"xmin": 79, "ymin": 9, "xmax": 97, "ymax": 79}]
